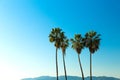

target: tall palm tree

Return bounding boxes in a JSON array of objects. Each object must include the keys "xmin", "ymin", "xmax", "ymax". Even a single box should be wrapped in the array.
[
  {"xmin": 84, "ymin": 31, "xmax": 101, "ymax": 80},
  {"xmin": 71, "ymin": 34, "xmax": 84, "ymax": 80},
  {"xmin": 49, "ymin": 28, "xmax": 63, "ymax": 80},
  {"xmin": 60, "ymin": 32, "xmax": 69, "ymax": 80}
]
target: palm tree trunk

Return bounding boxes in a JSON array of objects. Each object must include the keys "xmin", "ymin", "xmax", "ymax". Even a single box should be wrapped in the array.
[
  {"xmin": 56, "ymin": 48, "xmax": 58, "ymax": 80},
  {"xmin": 90, "ymin": 53, "xmax": 92, "ymax": 80},
  {"xmin": 62, "ymin": 53, "xmax": 67, "ymax": 80},
  {"xmin": 78, "ymin": 54, "xmax": 84, "ymax": 80}
]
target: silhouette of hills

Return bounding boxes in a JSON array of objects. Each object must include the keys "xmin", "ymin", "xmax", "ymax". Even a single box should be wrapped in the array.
[{"xmin": 22, "ymin": 76, "xmax": 120, "ymax": 80}]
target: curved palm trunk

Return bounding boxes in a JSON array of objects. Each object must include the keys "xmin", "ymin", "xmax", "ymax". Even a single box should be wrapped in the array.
[
  {"xmin": 56, "ymin": 48, "xmax": 59, "ymax": 80},
  {"xmin": 90, "ymin": 53, "xmax": 92, "ymax": 80},
  {"xmin": 62, "ymin": 53, "xmax": 67, "ymax": 80},
  {"xmin": 78, "ymin": 54, "xmax": 84, "ymax": 80}
]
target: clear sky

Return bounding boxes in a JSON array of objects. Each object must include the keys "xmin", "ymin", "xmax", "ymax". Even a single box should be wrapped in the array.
[{"xmin": 0, "ymin": 0, "xmax": 120, "ymax": 80}]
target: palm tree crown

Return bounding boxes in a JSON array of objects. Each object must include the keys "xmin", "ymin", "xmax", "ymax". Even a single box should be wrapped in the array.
[
  {"xmin": 49, "ymin": 28, "xmax": 63, "ymax": 48},
  {"xmin": 71, "ymin": 34, "xmax": 84, "ymax": 54},
  {"xmin": 84, "ymin": 31, "xmax": 101, "ymax": 53},
  {"xmin": 61, "ymin": 32, "xmax": 69, "ymax": 54}
]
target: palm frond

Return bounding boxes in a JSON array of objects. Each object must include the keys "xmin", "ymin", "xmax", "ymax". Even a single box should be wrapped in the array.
[
  {"xmin": 85, "ymin": 31, "xmax": 101, "ymax": 53},
  {"xmin": 71, "ymin": 34, "xmax": 84, "ymax": 54}
]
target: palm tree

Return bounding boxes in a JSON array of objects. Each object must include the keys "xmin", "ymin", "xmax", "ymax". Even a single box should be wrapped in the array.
[
  {"xmin": 71, "ymin": 34, "xmax": 84, "ymax": 80},
  {"xmin": 84, "ymin": 31, "xmax": 101, "ymax": 80},
  {"xmin": 49, "ymin": 28, "xmax": 63, "ymax": 80},
  {"xmin": 60, "ymin": 32, "xmax": 69, "ymax": 80}
]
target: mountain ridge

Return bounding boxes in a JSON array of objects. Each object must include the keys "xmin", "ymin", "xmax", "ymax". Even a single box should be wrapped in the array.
[{"xmin": 22, "ymin": 76, "xmax": 120, "ymax": 80}]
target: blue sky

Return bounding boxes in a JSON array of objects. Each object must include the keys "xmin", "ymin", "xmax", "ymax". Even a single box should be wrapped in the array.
[{"xmin": 0, "ymin": 0, "xmax": 120, "ymax": 80}]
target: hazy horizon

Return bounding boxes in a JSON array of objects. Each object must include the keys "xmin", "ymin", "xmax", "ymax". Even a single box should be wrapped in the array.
[
  {"xmin": 22, "ymin": 75, "xmax": 120, "ymax": 79},
  {"xmin": 0, "ymin": 0, "xmax": 120, "ymax": 80}
]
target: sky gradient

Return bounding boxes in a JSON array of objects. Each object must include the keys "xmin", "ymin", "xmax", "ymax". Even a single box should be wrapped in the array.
[{"xmin": 0, "ymin": 0, "xmax": 120, "ymax": 80}]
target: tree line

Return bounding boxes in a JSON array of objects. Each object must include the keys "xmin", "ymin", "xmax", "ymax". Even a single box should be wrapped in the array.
[{"xmin": 49, "ymin": 27, "xmax": 101, "ymax": 80}]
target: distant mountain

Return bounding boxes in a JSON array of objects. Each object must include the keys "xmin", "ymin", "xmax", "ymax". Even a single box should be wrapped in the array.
[{"xmin": 22, "ymin": 76, "xmax": 120, "ymax": 80}]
